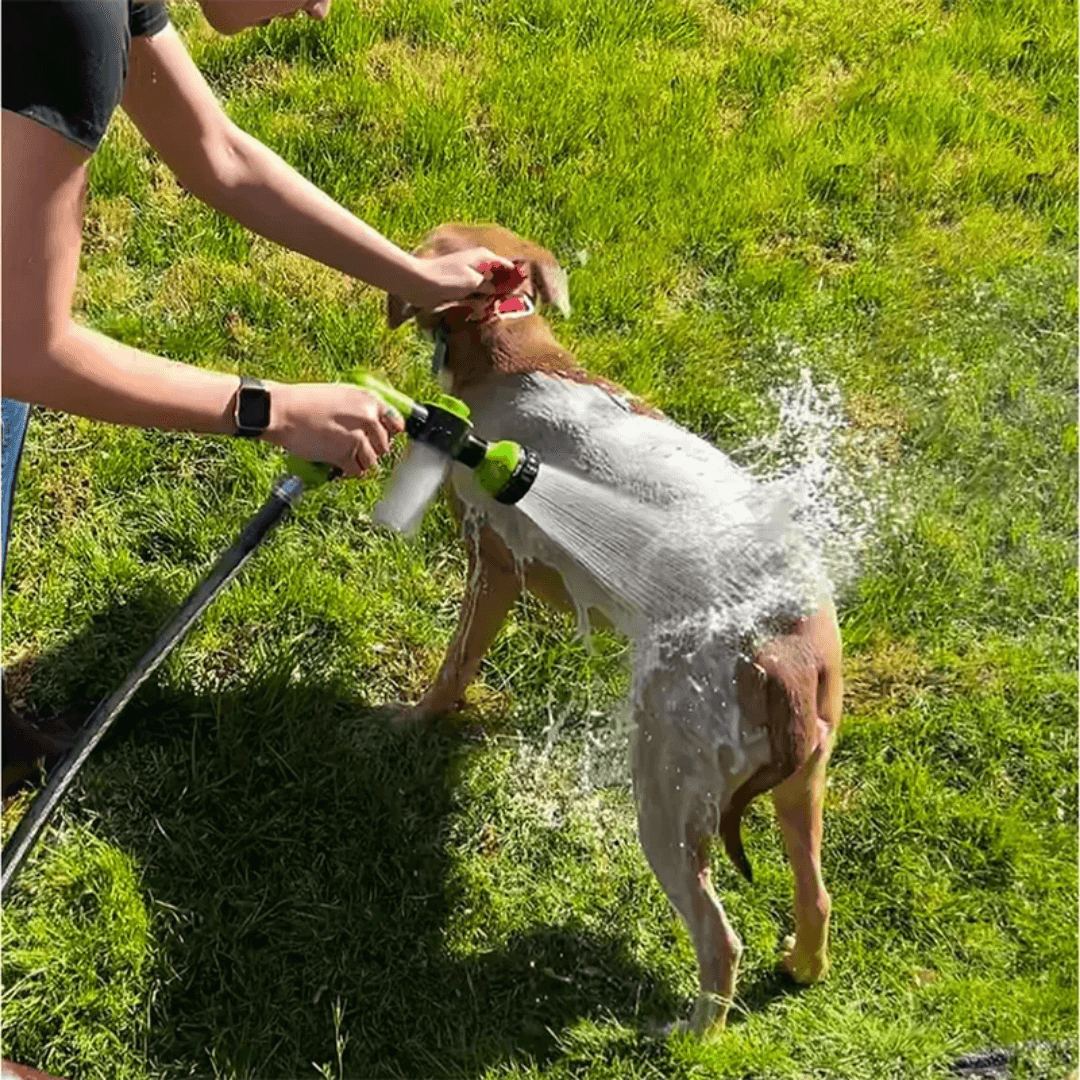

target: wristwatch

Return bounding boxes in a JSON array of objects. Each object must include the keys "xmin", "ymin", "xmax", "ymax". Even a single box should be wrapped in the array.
[{"xmin": 233, "ymin": 376, "xmax": 271, "ymax": 437}]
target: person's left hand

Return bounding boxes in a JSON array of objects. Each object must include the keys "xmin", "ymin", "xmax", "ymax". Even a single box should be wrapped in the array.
[{"xmin": 402, "ymin": 247, "xmax": 516, "ymax": 311}]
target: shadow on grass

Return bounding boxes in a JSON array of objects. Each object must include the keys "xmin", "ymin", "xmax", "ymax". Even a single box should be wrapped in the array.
[
  {"xmin": 5, "ymin": 603, "xmax": 696, "ymax": 1078},
  {"xmin": 3, "ymin": 582, "xmax": 182, "ymax": 726},
  {"xmin": 731, "ymin": 964, "xmax": 809, "ymax": 1023}
]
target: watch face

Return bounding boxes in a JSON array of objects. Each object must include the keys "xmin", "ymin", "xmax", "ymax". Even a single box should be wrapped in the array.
[{"xmin": 238, "ymin": 385, "xmax": 271, "ymax": 432}]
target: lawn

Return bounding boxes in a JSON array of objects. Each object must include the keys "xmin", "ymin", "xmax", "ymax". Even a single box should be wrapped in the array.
[{"xmin": 1, "ymin": 0, "xmax": 1076, "ymax": 1077}]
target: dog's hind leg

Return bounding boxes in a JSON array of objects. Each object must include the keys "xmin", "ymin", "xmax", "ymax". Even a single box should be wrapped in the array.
[
  {"xmin": 771, "ymin": 741, "xmax": 833, "ymax": 983},
  {"xmin": 634, "ymin": 725, "xmax": 741, "ymax": 1038},
  {"xmin": 770, "ymin": 602, "xmax": 842, "ymax": 983}
]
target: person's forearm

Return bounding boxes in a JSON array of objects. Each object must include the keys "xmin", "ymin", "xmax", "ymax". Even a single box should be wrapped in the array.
[
  {"xmin": 7, "ymin": 323, "xmax": 240, "ymax": 433},
  {"xmin": 191, "ymin": 124, "xmax": 425, "ymax": 298},
  {"xmin": 4, "ymin": 322, "xmax": 404, "ymax": 476}
]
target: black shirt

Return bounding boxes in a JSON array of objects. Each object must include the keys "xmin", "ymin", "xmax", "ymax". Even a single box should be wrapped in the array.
[{"xmin": 2, "ymin": 0, "xmax": 170, "ymax": 152}]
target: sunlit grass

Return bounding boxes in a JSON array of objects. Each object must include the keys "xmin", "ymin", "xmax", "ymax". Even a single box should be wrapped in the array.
[{"xmin": 2, "ymin": 0, "xmax": 1075, "ymax": 1077}]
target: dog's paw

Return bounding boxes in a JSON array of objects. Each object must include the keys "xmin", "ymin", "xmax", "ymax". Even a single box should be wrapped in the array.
[
  {"xmin": 780, "ymin": 934, "xmax": 830, "ymax": 984},
  {"xmin": 643, "ymin": 994, "xmax": 729, "ymax": 1041},
  {"xmin": 390, "ymin": 692, "xmax": 465, "ymax": 725},
  {"xmin": 390, "ymin": 703, "xmax": 434, "ymax": 725},
  {"xmin": 689, "ymin": 991, "xmax": 732, "ymax": 1040},
  {"xmin": 642, "ymin": 1017, "xmax": 688, "ymax": 1038}
]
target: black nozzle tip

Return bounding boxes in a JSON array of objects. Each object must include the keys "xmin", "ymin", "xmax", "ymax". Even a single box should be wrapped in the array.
[{"xmin": 495, "ymin": 447, "xmax": 540, "ymax": 505}]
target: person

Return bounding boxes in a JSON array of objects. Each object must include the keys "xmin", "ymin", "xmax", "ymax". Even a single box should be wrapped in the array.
[
  {"xmin": 1, "ymin": 1, "xmax": 510, "ymax": 772},
  {"xmin": 3, "ymin": 0, "xmax": 509, "ymax": 486}
]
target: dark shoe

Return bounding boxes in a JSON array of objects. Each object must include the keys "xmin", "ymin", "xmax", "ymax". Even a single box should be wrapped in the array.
[{"xmin": 2, "ymin": 695, "xmax": 76, "ymax": 798}]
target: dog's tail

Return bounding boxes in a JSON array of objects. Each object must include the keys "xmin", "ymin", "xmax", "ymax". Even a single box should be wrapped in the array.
[{"xmin": 719, "ymin": 763, "xmax": 789, "ymax": 883}]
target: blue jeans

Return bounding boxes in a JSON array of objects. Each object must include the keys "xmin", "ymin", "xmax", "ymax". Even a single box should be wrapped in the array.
[{"xmin": 2, "ymin": 398, "xmax": 31, "ymax": 581}]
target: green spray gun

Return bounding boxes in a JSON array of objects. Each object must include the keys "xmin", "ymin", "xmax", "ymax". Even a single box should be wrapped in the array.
[{"xmin": 286, "ymin": 371, "xmax": 540, "ymax": 532}]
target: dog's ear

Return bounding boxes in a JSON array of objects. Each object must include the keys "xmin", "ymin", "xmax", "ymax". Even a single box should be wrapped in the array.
[
  {"xmin": 387, "ymin": 293, "xmax": 417, "ymax": 329},
  {"xmin": 529, "ymin": 256, "xmax": 571, "ymax": 318}
]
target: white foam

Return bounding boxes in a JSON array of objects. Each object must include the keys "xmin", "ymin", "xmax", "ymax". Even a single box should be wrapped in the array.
[{"xmin": 373, "ymin": 442, "xmax": 451, "ymax": 536}]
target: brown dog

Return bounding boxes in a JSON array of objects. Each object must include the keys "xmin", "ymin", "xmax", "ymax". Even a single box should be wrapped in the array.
[{"xmin": 388, "ymin": 223, "xmax": 843, "ymax": 1036}]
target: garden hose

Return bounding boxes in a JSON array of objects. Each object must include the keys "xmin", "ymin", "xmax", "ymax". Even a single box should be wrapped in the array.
[
  {"xmin": 2, "ymin": 373, "xmax": 539, "ymax": 894},
  {"xmin": 1, "ymin": 473, "xmax": 319, "ymax": 896}
]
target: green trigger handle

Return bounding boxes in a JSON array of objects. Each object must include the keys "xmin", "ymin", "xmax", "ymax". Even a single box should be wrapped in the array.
[
  {"xmin": 282, "ymin": 370, "xmax": 538, "ymax": 505},
  {"xmin": 353, "ymin": 370, "xmax": 417, "ymax": 419},
  {"xmin": 283, "ymin": 371, "xmax": 419, "ymax": 488}
]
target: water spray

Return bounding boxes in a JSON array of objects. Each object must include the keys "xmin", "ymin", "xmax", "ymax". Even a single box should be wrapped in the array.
[{"xmin": 331, "ymin": 373, "xmax": 768, "ymax": 629}]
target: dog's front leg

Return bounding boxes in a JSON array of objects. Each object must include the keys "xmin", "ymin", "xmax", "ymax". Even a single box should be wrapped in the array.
[{"xmin": 404, "ymin": 527, "xmax": 523, "ymax": 721}]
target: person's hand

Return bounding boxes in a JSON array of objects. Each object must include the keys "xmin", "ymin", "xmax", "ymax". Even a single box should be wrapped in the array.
[
  {"xmin": 401, "ymin": 247, "xmax": 516, "ymax": 311},
  {"xmin": 262, "ymin": 381, "xmax": 405, "ymax": 478}
]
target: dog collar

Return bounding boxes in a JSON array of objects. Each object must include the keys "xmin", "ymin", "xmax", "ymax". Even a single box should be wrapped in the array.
[{"xmin": 487, "ymin": 292, "xmax": 535, "ymax": 319}]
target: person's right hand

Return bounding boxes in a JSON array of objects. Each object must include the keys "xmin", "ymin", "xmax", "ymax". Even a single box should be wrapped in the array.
[
  {"xmin": 261, "ymin": 381, "xmax": 405, "ymax": 478},
  {"xmin": 402, "ymin": 247, "xmax": 516, "ymax": 311}
]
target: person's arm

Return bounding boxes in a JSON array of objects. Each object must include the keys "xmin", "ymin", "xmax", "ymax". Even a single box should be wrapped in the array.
[
  {"xmin": 199, "ymin": 0, "xmax": 331, "ymax": 37},
  {"xmin": 1, "ymin": 109, "xmax": 400, "ymax": 477},
  {"xmin": 121, "ymin": 25, "xmax": 505, "ymax": 309}
]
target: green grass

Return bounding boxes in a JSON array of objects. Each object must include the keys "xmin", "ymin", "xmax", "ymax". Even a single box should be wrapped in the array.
[{"xmin": 2, "ymin": 0, "xmax": 1076, "ymax": 1076}]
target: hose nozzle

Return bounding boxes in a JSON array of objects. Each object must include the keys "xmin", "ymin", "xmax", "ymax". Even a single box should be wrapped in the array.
[
  {"xmin": 352, "ymin": 371, "xmax": 539, "ymax": 506},
  {"xmin": 474, "ymin": 440, "xmax": 541, "ymax": 504},
  {"xmin": 283, "ymin": 372, "xmax": 539, "ymax": 533}
]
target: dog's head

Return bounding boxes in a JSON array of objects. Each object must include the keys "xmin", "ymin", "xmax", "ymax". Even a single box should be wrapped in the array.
[{"xmin": 386, "ymin": 223, "xmax": 571, "ymax": 332}]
